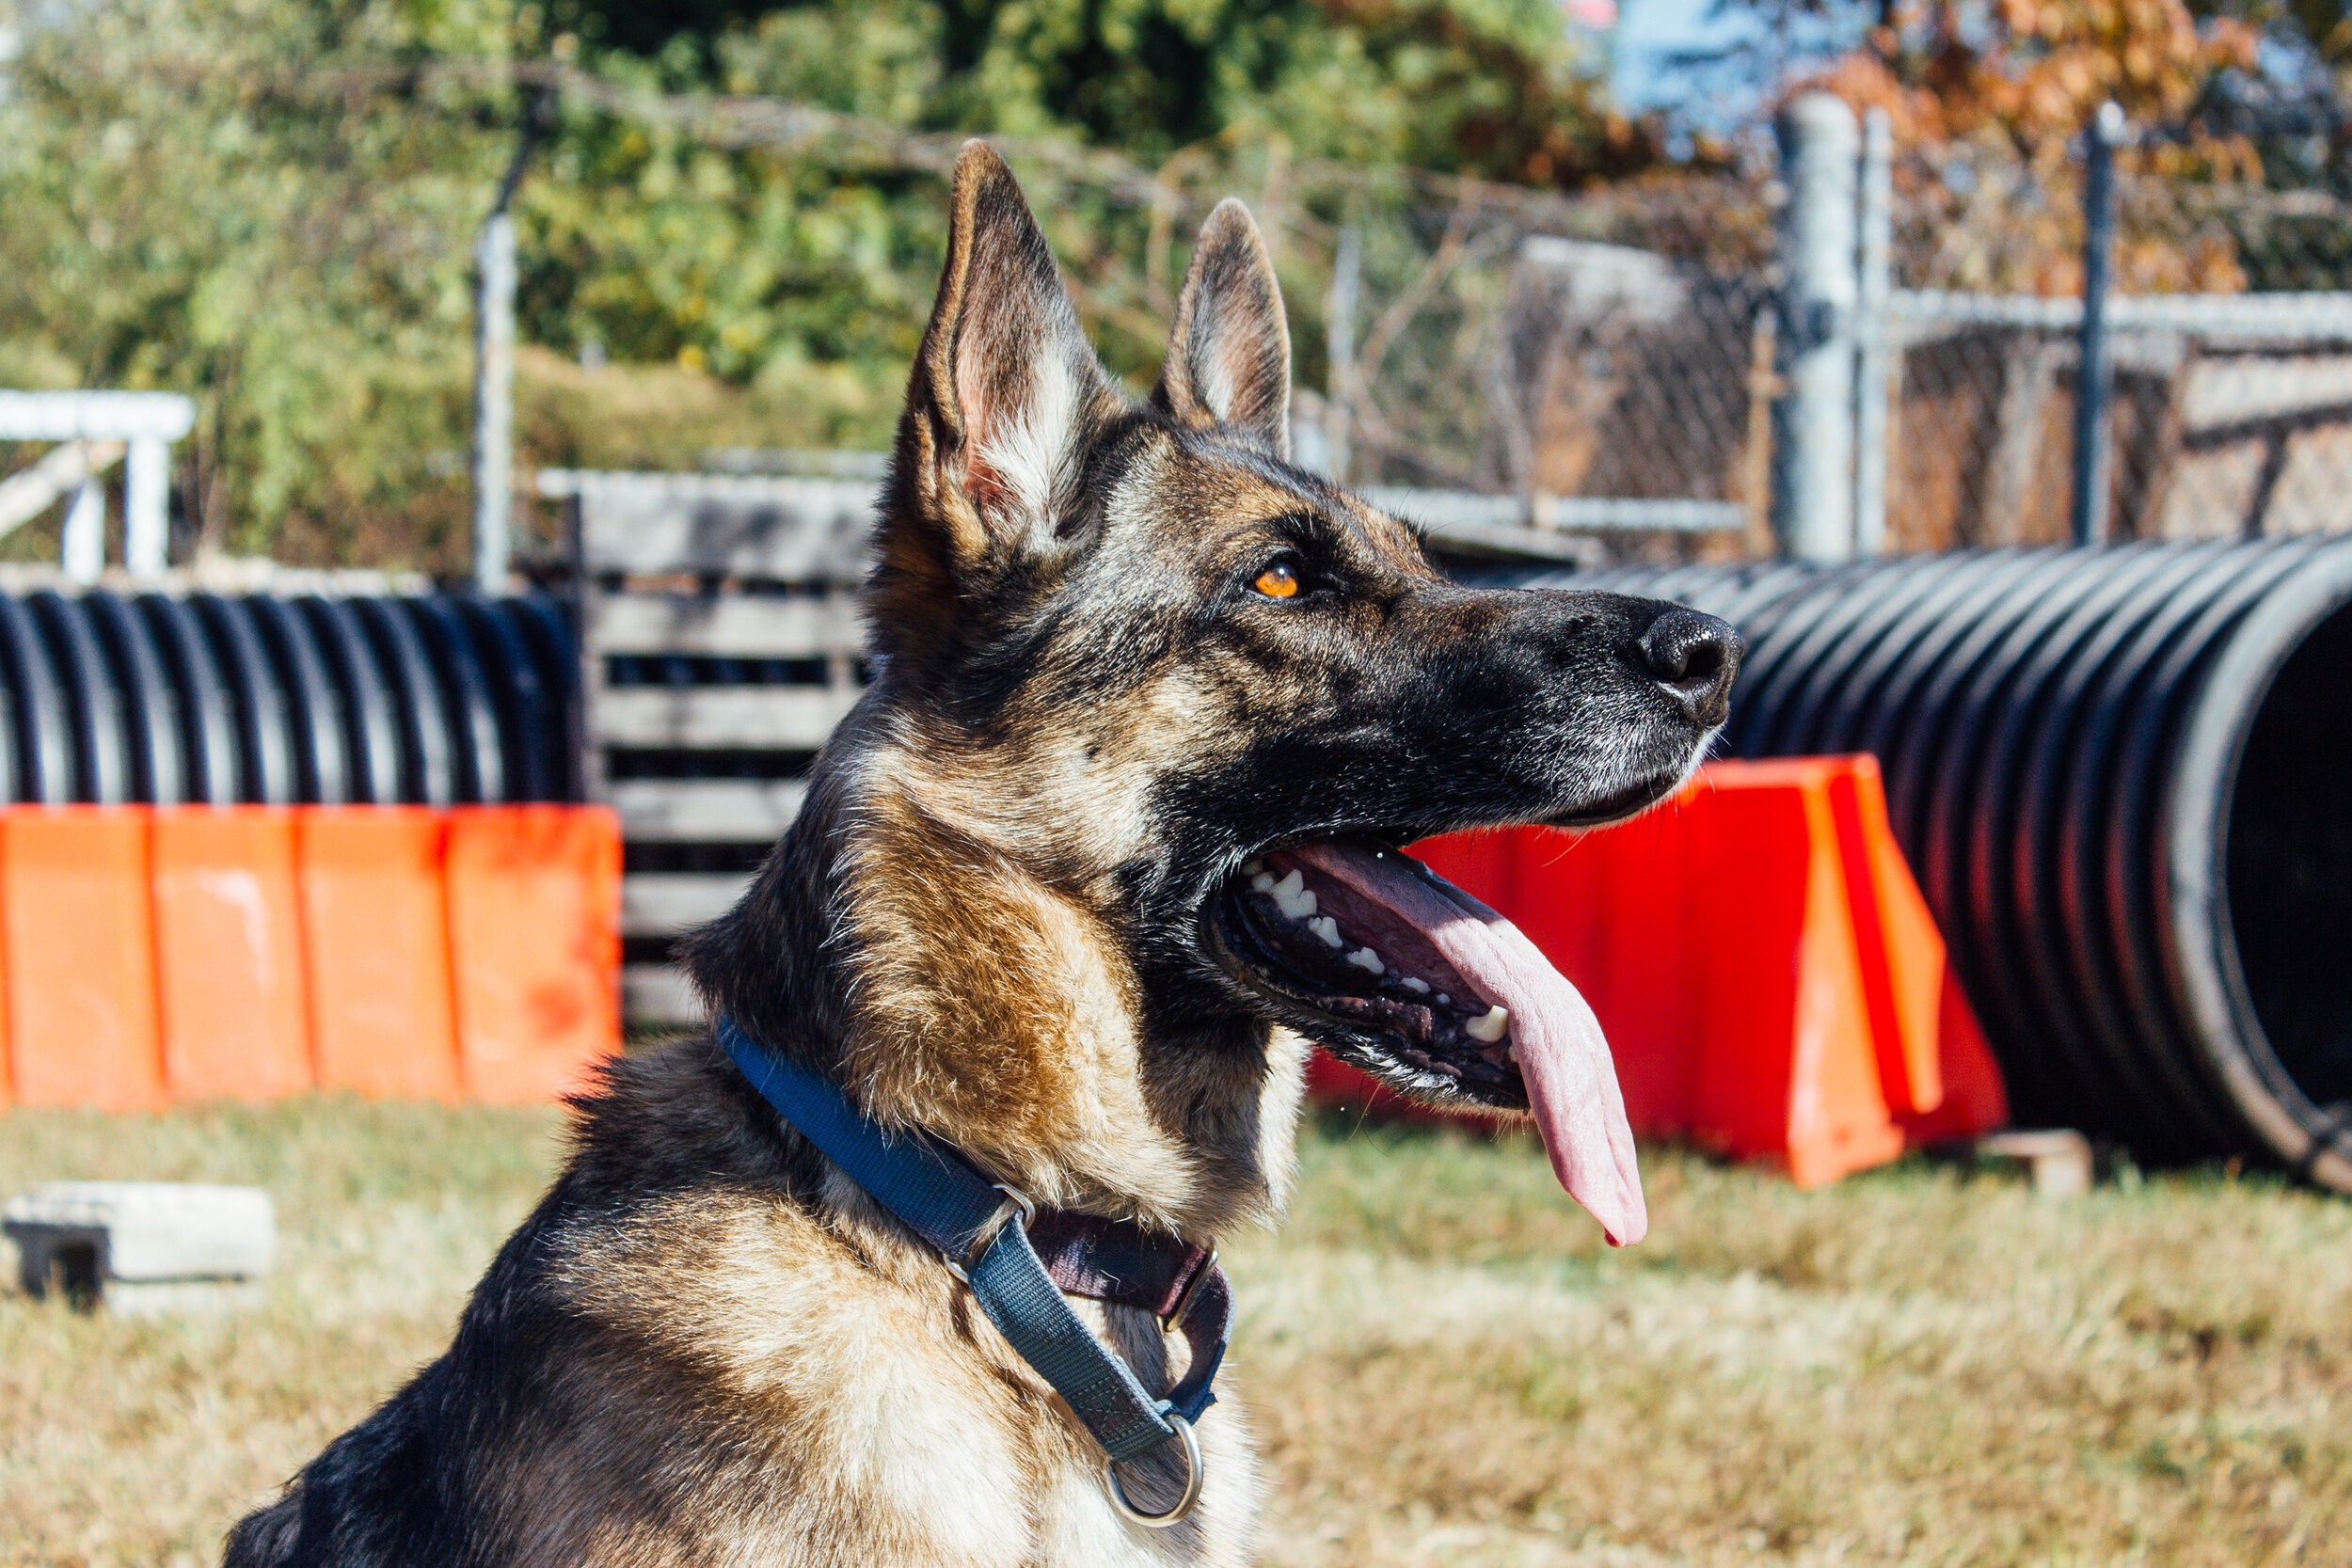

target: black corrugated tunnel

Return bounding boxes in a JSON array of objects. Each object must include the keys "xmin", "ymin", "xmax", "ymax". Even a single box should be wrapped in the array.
[
  {"xmin": 0, "ymin": 590, "xmax": 580, "ymax": 813},
  {"xmin": 1499, "ymin": 539, "xmax": 2352, "ymax": 1191}
]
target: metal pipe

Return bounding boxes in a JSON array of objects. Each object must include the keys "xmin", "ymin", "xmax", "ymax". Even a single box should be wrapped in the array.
[
  {"xmin": 1772, "ymin": 93, "xmax": 1861, "ymax": 562},
  {"xmin": 124, "ymin": 436, "xmax": 170, "ymax": 576},
  {"xmin": 2072, "ymin": 102, "xmax": 2124, "ymax": 546},
  {"xmin": 1888, "ymin": 289, "xmax": 2352, "ymax": 338},
  {"xmin": 471, "ymin": 212, "xmax": 518, "ymax": 592},
  {"xmin": 1326, "ymin": 224, "xmax": 1361, "ymax": 485},
  {"xmin": 472, "ymin": 91, "xmax": 551, "ymax": 594},
  {"xmin": 61, "ymin": 480, "xmax": 105, "ymax": 585},
  {"xmin": 0, "ymin": 439, "xmax": 123, "ymax": 538},
  {"xmin": 0, "ymin": 392, "xmax": 194, "ymax": 575},
  {"xmin": 1853, "ymin": 107, "xmax": 1894, "ymax": 556}
]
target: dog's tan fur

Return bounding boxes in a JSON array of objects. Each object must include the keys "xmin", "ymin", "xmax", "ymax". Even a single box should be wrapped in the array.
[{"xmin": 226, "ymin": 142, "xmax": 1730, "ymax": 1568}]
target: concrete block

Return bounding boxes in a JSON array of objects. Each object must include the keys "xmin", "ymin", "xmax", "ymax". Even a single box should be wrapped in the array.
[
  {"xmin": 4, "ymin": 1182, "xmax": 275, "ymax": 1312},
  {"xmin": 1978, "ymin": 1130, "xmax": 2095, "ymax": 1198}
]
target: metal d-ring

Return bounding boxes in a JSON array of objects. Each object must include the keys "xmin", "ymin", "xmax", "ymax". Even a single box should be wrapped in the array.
[
  {"xmin": 991, "ymin": 1182, "xmax": 1037, "ymax": 1227},
  {"xmin": 943, "ymin": 1182, "xmax": 1037, "ymax": 1286},
  {"xmin": 1105, "ymin": 1411, "xmax": 1203, "ymax": 1528}
]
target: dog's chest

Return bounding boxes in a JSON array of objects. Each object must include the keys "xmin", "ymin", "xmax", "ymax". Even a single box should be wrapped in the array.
[
  {"xmin": 731, "ymin": 1329, "xmax": 1257, "ymax": 1563},
  {"xmin": 762, "ymin": 1292, "xmax": 1261, "ymax": 1565},
  {"xmin": 563, "ymin": 1199, "xmax": 1261, "ymax": 1566}
]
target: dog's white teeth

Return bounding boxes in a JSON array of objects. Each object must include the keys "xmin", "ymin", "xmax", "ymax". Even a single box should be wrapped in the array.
[
  {"xmin": 1436, "ymin": 993, "xmax": 1451, "ymax": 1006},
  {"xmin": 1270, "ymin": 870, "xmax": 1317, "ymax": 919},
  {"xmin": 1504, "ymin": 1042, "xmax": 1518, "ymax": 1063},
  {"xmin": 1250, "ymin": 872, "xmax": 1276, "ymax": 893},
  {"xmin": 1308, "ymin": 915, "xmax": 1343, "ymax": 948},
  {"xmin": 1346, "ymin": 945, "xmax": 1384, "ymax": 974},
  {"xmin": 1243, "ymin": 859, "xmax": 1263, "ymax": 876},
  {"xmin": 1464, "ymin": 1005, "xmax": 1510, "ymax": 1043},
  {"xmin": 1402, "ymin": 976, "xmax": 1431, "ymax": 995}
]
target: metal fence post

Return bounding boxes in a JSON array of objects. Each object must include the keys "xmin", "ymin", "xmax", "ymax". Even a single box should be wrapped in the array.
[
  {"xmin": 2072, "ymin": 102, "xmax": 2123, "ymax": 547},
  {"xmin": 472, "ymin": 91, "xmax": 548, "ymax": 594},
  {"xmin": 1772, "ymin": 92, "xmax": 1860, "ymax": 561},
  {"xmin": 1853, "ymin": 106, "xmax": 1894, "ymax": 556},
  {"xmin": 471, "ymin": 209, "xmax": 517, "ymax": 593},
  {"xmin": 123, "ymin": 435, "xmax": 169, "ymax": 575},
  {"xmin": 1327, "ymin": 223, "xmax": 1361, "ymax": 484},
  {"xmin": 61, "ymin": 477, "xmax": 104, "ymax": 583}
]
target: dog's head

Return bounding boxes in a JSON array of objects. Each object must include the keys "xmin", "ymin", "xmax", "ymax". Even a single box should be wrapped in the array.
[{"xmin": 796, "ymin": 145, "xmax": 1736, "ymax": 1238}]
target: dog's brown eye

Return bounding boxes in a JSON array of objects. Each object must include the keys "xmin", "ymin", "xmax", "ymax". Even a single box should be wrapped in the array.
[{"xmin": 1254, "ymin": 563, "xmax": 1300, "ymax": 599}]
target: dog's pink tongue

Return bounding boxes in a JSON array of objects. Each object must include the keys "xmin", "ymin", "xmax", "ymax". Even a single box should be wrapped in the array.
[{"xmin": 1293, "ymin": 842, "xmax": 1647, "ymax": 1246}]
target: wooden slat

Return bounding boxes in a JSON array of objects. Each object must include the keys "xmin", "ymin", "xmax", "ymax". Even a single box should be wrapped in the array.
[
  {"xmin": 592, "ymin": 688, "xmax": 861, "ymax": 750},
  {"xmin": 609, "ymin": 779, "xmax": 806, "ymax": 841},
  {"xmin": 623, "ymin": 964, "xmax": 706, "ymax": 1027},
  {"xmin": 587, "ymin": 592, "xmax": 865, "ymax": 657},
  {"xmin": 573, "ymin": 474, "xmax": 878, "ymax": 581},
  {"xmin": 622, "ymin": 872, "xmax": 754, "ymax": 935}
]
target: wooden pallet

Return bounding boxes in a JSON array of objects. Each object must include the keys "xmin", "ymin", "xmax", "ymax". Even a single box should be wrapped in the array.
[{"xmin": 556, "ymin": 472, "xmax": 872, "ymax": 1026}]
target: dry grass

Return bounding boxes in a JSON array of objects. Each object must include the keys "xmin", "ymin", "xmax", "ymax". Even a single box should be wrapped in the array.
[
  {"xmin": 0, "ymin": 1101, "xmax": 564, "ymax": 1568},
  {"xmin": 3, "ymin": 1101, "xmax": 2346, "ymax": 1567}
]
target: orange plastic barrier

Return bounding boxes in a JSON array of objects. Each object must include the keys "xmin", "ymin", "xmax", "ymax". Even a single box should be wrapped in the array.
[
  {"xmin": 153, "ymin": 809, "xmax": 313, "ymax": 1101},
  {"xmin": 297, "ymin": 808, "xmax": 464, "ymax": 1101},
  {"xmin": 1897, "ymin": 978, "xmax": 2011, "ymax": 1148},
  {"xmin": 447, "ymin": 807, "xmax": 622, "ymax": 1103},
  {"xmin": 1312, "ymin": 756, "xmax": 2009, "ymax": 1185},
  {"xmin": 0, "ymin": 810, "xmax": 164, "ymax": 1111},
  {"xmin": 0, "ymin": 805, "xmax": 620, "ymax": 1111}
]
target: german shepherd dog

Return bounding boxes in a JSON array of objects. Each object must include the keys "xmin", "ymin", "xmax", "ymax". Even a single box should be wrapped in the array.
[{"xmin": 225, "ymin": 143, "xmax": 1738, "ymax": 1566}]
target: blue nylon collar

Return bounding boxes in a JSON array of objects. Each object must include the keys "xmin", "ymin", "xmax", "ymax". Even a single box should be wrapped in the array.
[{"xmin": 716, "ymin": 1016, "xmax": 1224, "ymax": 1465}]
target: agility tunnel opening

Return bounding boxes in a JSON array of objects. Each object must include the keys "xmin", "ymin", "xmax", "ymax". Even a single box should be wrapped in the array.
[
  {"xmin": 2229, "ymin": 603, "xmax": 2352, "ymax": 1117},
  {"xmin": 2203, "ymin": 590, "xmax": 2352, "ymax": 1187}
]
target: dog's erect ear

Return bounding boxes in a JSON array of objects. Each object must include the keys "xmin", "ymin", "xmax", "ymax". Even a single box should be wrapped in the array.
[
  {"xmin": 895, "ymin": 142, "xmax": 1109, "ymax": 569},
  {"xmin": 1154, "ymin": 199, "xmax": 1292, "ymax": 459}
]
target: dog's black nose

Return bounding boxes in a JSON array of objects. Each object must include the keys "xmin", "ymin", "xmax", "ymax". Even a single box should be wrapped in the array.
[{"xmin": 1638, "ymin": 607, "xmax": 1741, "ymax": 727}]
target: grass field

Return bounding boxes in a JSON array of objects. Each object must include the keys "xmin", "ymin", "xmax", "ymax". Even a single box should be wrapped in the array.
[{"xmin": 2, "ymin": 1099, "xmax": 2345, "ymax": 1567}]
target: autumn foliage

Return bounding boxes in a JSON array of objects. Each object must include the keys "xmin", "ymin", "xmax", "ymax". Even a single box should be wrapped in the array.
[
  {"xmin": 1804, "ymin": 0, "xmax": 2269, "ymax": 293},
  {"xmin": 1816, "ymin": 0, "xmax": 2258, "ymax": 152}
]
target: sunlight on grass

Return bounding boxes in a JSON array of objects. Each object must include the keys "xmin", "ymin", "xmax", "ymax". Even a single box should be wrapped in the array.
[{"xmin": 3, "ymin": 1101, "xmax": 2345, "ymax": 1566}]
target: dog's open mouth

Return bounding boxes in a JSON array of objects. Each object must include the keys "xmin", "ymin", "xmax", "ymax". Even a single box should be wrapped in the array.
[
  {"xmin": 1209, "ymin": 837, "xmax": 1647, "ymax": 1245},
  {"xmin": 1221, "ymin": 846, "xmax": 1523, "ymax": 1096}
]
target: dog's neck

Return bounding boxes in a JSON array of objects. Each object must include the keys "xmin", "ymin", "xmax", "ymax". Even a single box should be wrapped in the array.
[{"xmin": 687, "ymin": 710, "xmax": 1308, "ymax": 1242}]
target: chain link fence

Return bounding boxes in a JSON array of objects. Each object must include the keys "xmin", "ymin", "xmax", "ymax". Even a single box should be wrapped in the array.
[
  {"xmin": 1885, "ymin": 142, "xmax": 2352, "ymax": 554},
  {"xmin": 10, "ymin": 58, "xmax": 2352, "ymax": 575},
  {"xmin": 568, "ymin": 143, "xmax": 1792, "ymax": 567},
  {"xmin": 1010, "ymin": 155, "xmax": 1781, "ymax": 563},
  {"xmin": 1283, "ymin": 176, "xmax": 1772, "ymax": 520},
  {"xmin": 1128, "ymin": 118, "xmax": 2352, "ymax": 569}
]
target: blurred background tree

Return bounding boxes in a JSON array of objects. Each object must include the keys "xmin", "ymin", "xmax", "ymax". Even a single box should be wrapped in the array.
[
  {"xmin": 2, "ymin": 0, "xmax": 2346, "ymax": 565},
  {"xmin": 0, "ymin": 0, "xmax": 1673, "ymax": 568}
]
